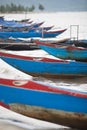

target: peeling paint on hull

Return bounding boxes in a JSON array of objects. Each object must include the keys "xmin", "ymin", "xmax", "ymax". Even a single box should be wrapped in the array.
[
  {"xmin": 9, "ymin": 103, "xmax": 87, "ymax": 130},
  {"xmin": 35, "ymin": 40, "xmax": 87, "ymax": 61},
  {"xmin": 0, "ymin": 78, "xmax": 87, "ymax": 130}
]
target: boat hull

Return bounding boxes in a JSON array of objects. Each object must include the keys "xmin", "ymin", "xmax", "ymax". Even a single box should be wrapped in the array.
[
  {"xmin": 0, "ymin": 78, "xmax": 87, "ymax": 129},
  {"xmin": 0, "ymin": 52, "xmax": 87, "ymax": 78},
  {"xmin": 9, "ymin": 103, "xmax": 87, "ymax": 130},
  {"xmin": 0, "ymin": 29, "xmax": 66, "ymax": 38},
  {"xmin": 0, "ymin": 43, "xmax": 39, "ymax": 50},
  {"xmin": 35, "ymin": 40, "xmax": 87, "ymax": 61}
]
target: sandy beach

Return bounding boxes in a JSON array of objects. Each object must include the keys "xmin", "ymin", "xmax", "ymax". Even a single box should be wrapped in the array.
[
  {"xmin": 0, "ymin": 106, "xmax": 71, "ymax": 130},
  {"xmin": 0, "ymin": 12, "xmax": 87, "ymax": 130},
  {"xmin": 0, "ymin": 121, "xmax": 27, "ymax": 130}
]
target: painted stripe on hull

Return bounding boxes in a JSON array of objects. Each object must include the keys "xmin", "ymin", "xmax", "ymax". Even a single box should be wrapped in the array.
[
  {"xmin": 0, "ymin": 52, "xmax": 87, "ymax": 77},
  {"xmin": 40, "ymin": 45, "xmax": 87, "ymax": 60},
  {"xmin": 0, "ymin": 29, "xmax": 66, "ymax": 38},
  {"xmin": 35, "ymin": 40, "xmax": 87, "ymax": 61},
  {"xmin": 0, "ymin": 78, "xmax": 87, "ymax": 129},
  {"xmin": 0, "ymin": 85, "xmax": 87, "ymax": 114},
  {"xmin": 0, "ymin": 78, "xmax": 87, "ymax": 97},
  {"xmin": 1, "ymin": 56, "xmax": 87, "ymax": 76}
]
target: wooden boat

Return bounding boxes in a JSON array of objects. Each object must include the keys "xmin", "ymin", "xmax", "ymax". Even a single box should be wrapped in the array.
[
  {"xmin": 0, "ymin": 29, "xmax": 66, "ymax": 38},
  {"xmin": 30, "ymin": 25, "xmax": 54, "ymax": 32},
  {"xmin": 35, "ymin": 40, "xmax": 87, "ymax": 62},
  {"xmin": 17, "ymin": 18, "xmax": 30, "ymax": 22},
  {"xmin": 0, "ymin": 17, "xmax": 43, "ymax": 28},
  {"xmin": 0, "ymin": 20, "xmax": 30, "ymax": 29},
  {"xmin": 0, "ymin": 51, "xmax": 87, "ymax": 78},
  {"xmin": 0, "ymin": 77, "xmax": 87, "ymax": 130},
  {"xmin": 0, "ymin": 42, "xmax": 39, "ymax": 50},
  {"xmin": 74, "ymin": 39, "xmax": 87, "ymax": 48},
  {"xmin": 39, "ymin": 25, "xmax": 54, "ymax": 31},
  {"xmin": 0, "ymin": 21, "xmax": 44, "ymax": 32},
  {"xmin": 50, "ymin": 39, "xmax": 87, "ymax": 48},
  {"xmin": 43, "ymin": 38, "xmax": 87, "ymax": 48},
  {"xmin": 0, "ymin": 38, "xmax": 39, "ymax": 50},
  {"xmin": 0, "ymin": 17, "xmax": 44, "ymax": 32}
]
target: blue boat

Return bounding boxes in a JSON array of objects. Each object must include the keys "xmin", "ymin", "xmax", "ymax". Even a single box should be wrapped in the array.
[
  {"xmin": 0, "ymin": 77, "xmax": 87, "ymax": 129},
  {"xmin": 0, "ymin": 20, "xmax": 45, "ymax": 32},
  {"xmin": 35, "ymin": 40, "xmax": 87, "ymax": 61},
  {"xmin": 0, "ymin": 18, "xmax": 31, "ymax": 28},
  {"xmin": 30, "ymin": 25, "xmax": 54, "ymax": 32},
  {"xmin": 0, "ymin": 29, "xmax": 66, "ymax": 38},
  {"xmin": 0, "ymin": 52, "xmax": 87, "ymax": 78},
  {"xmin": 0, "ymin": 17, "xmax": 43, "ymax": 28}
]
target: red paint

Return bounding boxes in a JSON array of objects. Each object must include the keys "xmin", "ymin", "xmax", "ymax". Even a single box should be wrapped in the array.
[
  {"xmin": 0, "ymin": 78, "xmax": 87, "ymax": 98},
  {"xmin": 0, "ymin": 52, "xmax": 67, "ymax": 63},
  {"xmin": 0, "ymin": 101, "xmax": 10, "ymax": 109},
  {"xmin": 35, "ymin": 40, "xmax": 87, "ymax": 50}
]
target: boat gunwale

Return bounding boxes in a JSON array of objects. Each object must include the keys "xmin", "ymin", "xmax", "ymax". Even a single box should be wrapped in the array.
[
  {"xmin": 0, "ymin": 52, "xmax": 68, "ymax": 63},
  {"xmin": 0, "ymin": 78, "xmax": 87, "ymax": 98}
]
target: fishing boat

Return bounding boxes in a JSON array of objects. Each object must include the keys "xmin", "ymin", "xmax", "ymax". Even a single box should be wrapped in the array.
[
  {"xmin": 0, "ymin": 28, "xmax": 66, "ymax": 38},
  {"xmin": 0, "ymin": 42, "xmax": 39, "ymax": 50},
  {"xmin": 73, "ymin": 39, "xmax": 87, "ymax": 48},
  {"xmin": 0, "ymin": 51, "xmax": 87, "ymax": 78},
  {"xmin": 0, "ymin": 77, "xmax": 87, "ymax": 130},
  {"xmin": 42, "ymin": 38, "xmax": 87, "ymax": 48},
  {"xmin": 35, "ymin": 40, "xmax": 87, "ymax": 62},
  {"xmin": 0, "ymin": 21, "xmax": 44, "ymax": 32},
  {"xmin": 30, "ymin": 25, "xmax": 54, "ymax": 32},
  {"xmin": 0, "ymin": 38, "xmax": 39, "ymax": 50},
  {"xmin": 0, "ymin": 16, "xmax": 43, "ymax": 29}
]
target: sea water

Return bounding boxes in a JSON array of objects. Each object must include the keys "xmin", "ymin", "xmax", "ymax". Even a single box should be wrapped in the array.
[{"xmin": 0, "ymin": 12, "xmax": 87, "ymax": 130}]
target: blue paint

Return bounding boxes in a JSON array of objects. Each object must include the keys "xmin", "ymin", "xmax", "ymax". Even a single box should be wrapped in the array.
[
  {"xmin": 0, "ymin": 85, "xmax": 87, "ymax": 114},
  {"xmin": 1, "ymin": 56, "xmax": 87, "ymax": 76},
  {"xmin": 0, "ymin": 31, "xmax": 63, "ymax": 38},
  {"xmin": 39, "ymin": 44, "xmax": 87, "ymax": 60}
]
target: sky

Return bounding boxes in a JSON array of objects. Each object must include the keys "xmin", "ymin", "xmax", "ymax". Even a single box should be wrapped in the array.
[{"xmin": 0, "ymin": 0, "xmax": 87, "ymax": 12}]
